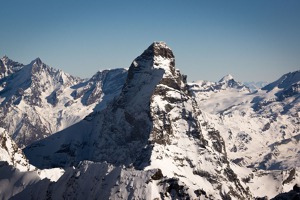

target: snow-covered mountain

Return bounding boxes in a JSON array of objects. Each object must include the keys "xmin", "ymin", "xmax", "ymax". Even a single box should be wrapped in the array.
[
  {"xmin": 1, "ymin": 42, "xmax": 299, "ymax": 199},
  {"xmin": 190, "ymin": 74, "xmax": 250, "ymax": 93},
  {"xmin": 22, "ymin": 42, "xmax": 254, "ymax": 199},
  {"xmin": 0, "ymin": 56, "xmax": 24, "ymax": 79},
  {"xmin": 262, "ymin": 70, "xmax": 300, "ymax": 100},
  {"xmin": 0, "ymin": 56, "xmax": 127, "ymax": 147},
  {"xmin": 190, "ymin": 70, "xmax": 300, "ymax": 172},
  {"xmin": 0, "ymin": 127, "xmax": 64, "ymax": 199},
  {"xmin": 188, "ymin": 74, "xmax": 251, "ymax": 114},
  {"xmin": 190, "ymin": 70, "xmax": 300, "ymax": 170},
  {"xmin": 0, "ymin": 127, "xmax": 32, "ymax": 171}
]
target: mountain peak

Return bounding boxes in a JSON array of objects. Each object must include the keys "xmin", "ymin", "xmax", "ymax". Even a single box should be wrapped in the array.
[
  {"xmin": 139, "ymin": 41, "xmax": 174, "ymax": 60},
  {"xmin": 0, "ymin": 56, "xmax": 24, "ymax": 78},
  {"xmin": 1, "ymin": 55, "xmax": 9, "ymax": 61},
  {"xmin": 152, "ymin": 41, "xmax": 174, "ymax": 59},
  {"xmin": 30, "ymin": 57, "xmax": 43, "ymax": 66},
  {"xmin": 219, "ymin": 74, "xmax": 234, "ymax": 82},
  {"xmin": 1, "ymin": 55, "xmax": 14, "ymax": 64}
]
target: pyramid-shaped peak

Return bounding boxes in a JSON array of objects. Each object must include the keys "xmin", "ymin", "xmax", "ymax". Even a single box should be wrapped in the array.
[
  {"xmin": 30, "ymin": 57, "xmax": 43, "ymax": 66},
  {"xmin": 1, "ymin": 55, "xmax": 13, "ymax": 63},
  {"xmin": 0, "ymin": 55, "xmax": 24, "ymax": 74},
  {"xmin": 219, "ymin": 74, "xmax": 234, "ymax": 82},
  {"xmin": 1, "ymin": 55, "xmax": 9, "ymax": 60},
  {"xmin": 152, "ymin": 41, "xmax": 170, "ymax": 49},
  {"xmin": 140, "ymin": 41, "xmax": 174, "ymax": 60}
]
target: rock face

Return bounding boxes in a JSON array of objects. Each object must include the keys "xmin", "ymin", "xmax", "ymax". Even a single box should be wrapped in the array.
[
  {"xmin": 0, "ymin": 56, "xmax": 24, "ymax": 79},
  {"xmin": 271, "ymin": 183, "xmax": 300, "ymax": 200},
  {"xmin": 0, "ymin": 57, "xmax": 127, "ymax": 147},
  {"xmin": 0, "ymin": 127, "xmax": 32, "ymax": 171},
  {"xmin": 71, "ymin": 68, "xmax": 127, "ymax": 107},
  {"xmin": 0, "ymin": 128, "xmax": 38, "ymax": 199},
  {"xmin": 23, "ymin": 42, "xmax": 252, "ymax": 199},
  {"xmin": 2, "ymin": 42, "xmax": 299, "ymax": 199}
]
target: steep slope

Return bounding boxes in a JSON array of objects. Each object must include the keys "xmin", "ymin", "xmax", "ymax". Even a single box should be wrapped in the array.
[
  {"xmin": 0, "ymin": 127, "xmax": 32, "ymax": 171},
  {"xmin": 24, "ymin": 42, "xmax": 252, "ymax": 199},
  {"xmin": 11, "ymin": 161, "xmax": 163, "ymax": 200},
  {"xmin": 0, "ymin": 58, "xmax": 80, "ymax": 146},
  {"xmin": 0, "ymin": 57, "xmax": 127, "ymax": 147},
  {"xmin": 262, "ymin": 70, "xmax": 300, "ymax": 92},
  {"xmin": 0, "ymin": 55, "xmax": 24, "ymax": 79},
  {"xmin": 0, "ymin": 128, "xmax": 64, "ymax": 200}
]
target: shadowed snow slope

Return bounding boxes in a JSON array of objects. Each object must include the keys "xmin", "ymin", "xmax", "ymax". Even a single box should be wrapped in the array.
[
  {"xmin": 2, "ymin": 42, "xmax": 299, "ymax": 199},
  {"xmin": 0, "ymin": 128, "xmax": 64, "ymax": 200},
  {"xmin": 0, "ymin": 56, "xmax": 127, "ymax": 147},
  {"xmin": 23, "ymin": 42, "xmax": 252, "ymax": 199}
]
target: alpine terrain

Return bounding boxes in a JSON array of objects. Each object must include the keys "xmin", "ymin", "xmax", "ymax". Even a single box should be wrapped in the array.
[
  {"xmin": 0, "ymin": 42, "xmax": 299, "ymax": 199},
  {"xmin": 0, "ymin": 56, "xmax": 127, "ymax": 147}
]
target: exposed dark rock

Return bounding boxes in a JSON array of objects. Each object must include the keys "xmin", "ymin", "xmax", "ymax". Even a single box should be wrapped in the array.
[
  {"xmin": 255, "ymin": 196, "xmax": 269, "ymax": 200},
  {"xmin": 293, "ymin": 184, "xmax": 300, "ymax": 192},
  {"xmin": 159, "ymin": 178, "xmax": 190, "ymax": 199},
  {"xmin": 262, "ymin": 122, "xmax": 271, "ymax": 132},
  {"xmin": 194, "ymin": 189, "xmax": 207, "ymax": 197},
  {"xmin": 0, "ymin": 56, "xmax": 24, "ymax": 78},
  {"xmin": 151, "ymin": 169, "xmax": 163, "ymax": 180},
  {"xmin": 141, "ymin": 41, "xmax": 174, "ymax": 60},
  {"xmin": 283, "ymin": 168, "xmax": 296, "ymax": 185},
  {"xmin": 271, "ymin": 188, "xmax": 300, "ymax": 200}
]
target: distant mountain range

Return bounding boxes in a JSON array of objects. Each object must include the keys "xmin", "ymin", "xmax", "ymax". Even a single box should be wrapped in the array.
[
  {"xmin": 243, "ymin": 81, "xmax": 269, "ymax": 92},
  {"xmin": 0, "ymin": 42, "xmax": 299, "ymax": 199}
]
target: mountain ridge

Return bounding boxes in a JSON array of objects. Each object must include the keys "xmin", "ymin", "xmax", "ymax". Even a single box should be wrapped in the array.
[
  {"xmin": 0, "ymin": 56, "xmax": 127, "ymax": 146},
  {"xmin": 0, "ymin": 42, "xmax": 299, "ymax": 199},
  {"xmin": 23, "ymin": 42, "xmax": 253, "ymax": 199}
]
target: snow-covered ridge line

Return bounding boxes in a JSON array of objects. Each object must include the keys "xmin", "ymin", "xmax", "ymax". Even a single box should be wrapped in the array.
[
  {"xmin": 0, "ymin": 56, "xmax": 128, "ymax": 147},
  {"xmin": 23, "ymin": 42, "xmax": 253, "ymax": 199},
  {"xmin": 0, "ymin": 127, "xmax": 64, "ymax": 200},
  {"xmin": 1, "ymin": 42, "xmax": 300, "ymax": 199}
]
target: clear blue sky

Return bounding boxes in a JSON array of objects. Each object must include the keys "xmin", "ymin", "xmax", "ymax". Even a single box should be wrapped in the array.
[{"xmin": 1, "ymin": 0, "xmax": 299, "ymax": 82}]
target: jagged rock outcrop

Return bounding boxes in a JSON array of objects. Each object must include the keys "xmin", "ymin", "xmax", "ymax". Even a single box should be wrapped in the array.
[
  {"xmin": 0, "ymin": 127, "xmax": 32, "ymax": 171},
  {"xmin": 271, "ymin": 183, "xmax": 300, "ymax": 200},
  {"xmin": 24, "ymin": 42, "xmax": 252, "ymax": 199},
  {"xmin": 0, "ymin": 56, "xmax": 24, "ymax": 79},
  {"xmin": 71, "ymin": 68, "xmax": 127, "ymax": 107},
  {"xmin": 0, "ymin": 41, "xmax": 297, "ymax": 199},
  {"xmin": 0, "ymin": 57, "xmax": 127, "ymax": 147}
]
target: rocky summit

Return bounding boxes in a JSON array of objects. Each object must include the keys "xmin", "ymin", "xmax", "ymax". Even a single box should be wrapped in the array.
[{"xmin": 0, "ymin": 42, "xmax": 299, "ymax": 199}]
